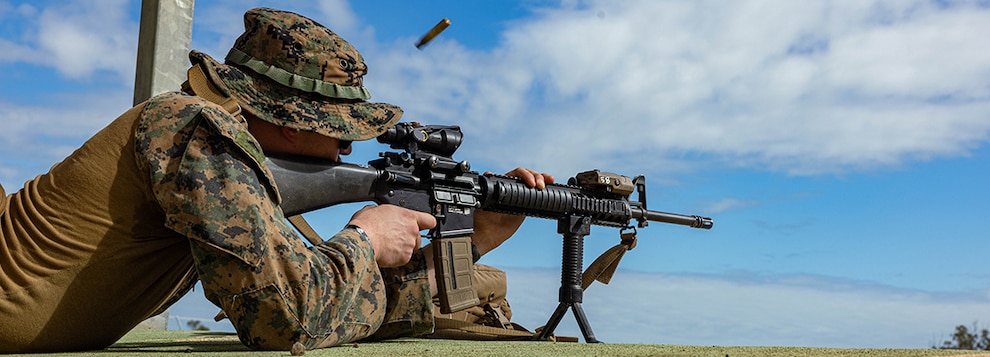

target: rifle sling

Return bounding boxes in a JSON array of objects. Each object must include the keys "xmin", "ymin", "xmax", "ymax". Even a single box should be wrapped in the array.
[
  {"xmin": 581, "ymin": 231, "xmax": 637, "ymax": 289},
  {"xmin": 287, "ymin": 214, "xmax": 324, "ymax": 246},
  {"xmin": 181, "ymin": 63, "xmax": 241, "ymax": 117}
]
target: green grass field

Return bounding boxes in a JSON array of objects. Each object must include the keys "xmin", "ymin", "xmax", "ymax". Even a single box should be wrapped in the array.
[{"xmin": 11, "ymin": 330, "xmax": 990, "ymax": 357}]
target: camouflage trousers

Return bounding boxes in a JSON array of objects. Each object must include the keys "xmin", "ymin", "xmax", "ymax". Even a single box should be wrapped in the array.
[{"xmin": 191, "ymin": 228, "xmax": 434, "ymax": 350}]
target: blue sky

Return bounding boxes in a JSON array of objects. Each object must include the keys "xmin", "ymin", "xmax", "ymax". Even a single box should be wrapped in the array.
[{"xmin": 2, "ymin": 0, "xmax": 989, "ymax": 349}]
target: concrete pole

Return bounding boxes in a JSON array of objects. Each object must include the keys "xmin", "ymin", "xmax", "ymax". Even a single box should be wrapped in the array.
[{"xmin": 131, "ymin": 0, "xmax": 195, "ymax": 330}]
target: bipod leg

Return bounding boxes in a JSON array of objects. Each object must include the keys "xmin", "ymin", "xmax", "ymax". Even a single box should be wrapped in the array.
[
  {"xmin": 536, "ymin": 303, "xmax": 570, "ymax": 340},
  {"xmin": 570, "ymin": 302, "xmax": 600, "ymax": 343},
  {"xmin": 535, "ymin": 215, "xmax": 603, "ymax": 343}
]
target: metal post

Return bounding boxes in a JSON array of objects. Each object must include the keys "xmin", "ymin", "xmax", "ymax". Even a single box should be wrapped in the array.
[
  {"xmin": 131, "ymin": 0, "xmax": 195, "ymax": 330},
  {"xmin": 133, "ymin": 0, "xmax": 195, "ymax": 105}
]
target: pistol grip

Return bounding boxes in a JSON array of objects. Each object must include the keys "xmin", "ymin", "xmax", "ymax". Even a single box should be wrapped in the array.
[{"xmin": 433, "ymin": 236, "xmax": 479, "ymax": 313}]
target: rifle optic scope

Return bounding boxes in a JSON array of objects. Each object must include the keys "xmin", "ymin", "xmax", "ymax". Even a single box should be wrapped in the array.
[{"xmin": 378, "ymin": 123, "xmax": 463, "ymax": 157}]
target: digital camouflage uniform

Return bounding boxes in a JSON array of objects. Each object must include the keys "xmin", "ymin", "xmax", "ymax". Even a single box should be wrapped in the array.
[
  {"xmin": 138, "ymin": 92, "xmax": 434, "ymax": 349},
  {"xmin": 0, "ymin": 8, "xmax": 433, "ymax": 353}
]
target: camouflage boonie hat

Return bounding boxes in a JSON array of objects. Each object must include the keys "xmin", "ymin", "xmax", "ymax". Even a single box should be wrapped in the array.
[{"xmin": 189, "ymin": 7, "xmax": 402, "ymax": 141}]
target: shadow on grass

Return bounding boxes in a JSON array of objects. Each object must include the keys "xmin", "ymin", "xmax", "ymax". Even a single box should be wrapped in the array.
[
  {"xmin": 105, "ymin": 331, "xmax": 250, "ymax": 353},
  {"xmin": 104, "ymin": 331, "xmax": 427, "ymax": 354}
]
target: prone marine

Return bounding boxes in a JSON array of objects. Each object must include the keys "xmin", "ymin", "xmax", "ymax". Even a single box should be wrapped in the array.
[{"xmin": 0, "ymin": 7, "xmax": 551, "ymax": 353}]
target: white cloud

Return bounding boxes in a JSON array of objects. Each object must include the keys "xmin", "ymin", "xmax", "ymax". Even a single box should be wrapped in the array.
[
  {"xmin": 313, "ymin": 0, "xmax": 359, "ymax": 36},
  {"xmin": 167, "ymin": 268, "xmax": 990, "ymax": 348},
  {"xmin": 6, "ymin": 0, "xmax": 990, "ymax": 178},
  {"xmin": 28, "ymin": 0, "xmax": 137, "ymax": 81},
  {"xmin": 705, "ymin": 198, "xmax": 760, "ymax": 213},
  {"xmin": 0, "ymin": 38, "xmax": 38, "ymax": 64},
  {"xmin": 504, "ymin": 268, "xmax": 990, "ymax": 348},
  {"xmin": 11, "ymin": 0, "xmax": 986, "ymax": 178},
  {"xmin": 364, "ymin": 0, "xmax": 990, "ymax": 177}
]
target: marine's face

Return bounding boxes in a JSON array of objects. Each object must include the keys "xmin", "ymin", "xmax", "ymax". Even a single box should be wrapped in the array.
[
  {"xmin": 244, "ymin": 112, "xmax": 353, "ymax": 162},
  {"xmin": 291, "ymin": 130, "xmax": 352, "ymax": 162}
]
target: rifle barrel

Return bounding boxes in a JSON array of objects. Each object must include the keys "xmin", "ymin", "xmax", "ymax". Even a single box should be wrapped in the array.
[{"xmin": 632, "ymin": 207, "xmax": 713, "ymax": 229}]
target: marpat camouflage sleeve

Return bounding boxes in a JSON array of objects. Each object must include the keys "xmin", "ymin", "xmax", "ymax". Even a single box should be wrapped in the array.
[{"xmin": 134, "ymin": 93, "xmax": 416, "ymax": 349}]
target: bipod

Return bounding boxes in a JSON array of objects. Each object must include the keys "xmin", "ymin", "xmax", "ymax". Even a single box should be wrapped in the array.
[{"xmin": 535, "ymin": 214, "xmax": 602, "ymax": 343}]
